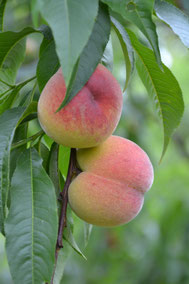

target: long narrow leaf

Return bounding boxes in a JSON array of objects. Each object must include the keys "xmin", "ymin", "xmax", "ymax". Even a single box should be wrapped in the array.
[
  {"xmin": 37, "ymin": 38, "xmax": 59, "ymax": 92},
  {"xmin": 155, "ymin": 0, "xmax": 189, "ymax": 48},
  {"xmin": 63, "ymin": 222, "xmax": 86, "ymax": 260},
  {"xmin": 38, "ymin": 0, "xmax": 99, "ymax": 86},
  {"xmin": 0, "ymin": 107, "xmax": 25, "ymax": 233},
  {"xmin": 5, "ymin": 148, "xmax": 58, "ymax": 284},
  {"xmin": 111, "ymin": 17, "xmax": 134, "ymax": 90},
  {"xmin": 127, "ymin": 29, "xmax": 184, "ymax": 159},
  {"xmin": 102, "ymin": 0, "xmax": 162, "ymax": 67},
  {"xmin": 57, "ymin": 2, "xmax": 111, "ymax": 110},
  {"xmin": 0, "ymin": 27, "xmax": 36, "ymax": 68},
  {"xmin": 48, "ymin": 142, "xmax": 60, "ymax": 199},
  {"xmin": 101, "ymin": 36, "xmax": 113, "ymax": 72},
  {"xmin": 0, "ymin": 40, "xmax": 26, "ymax": 113},
  {"xmin": 0, "ymin": 0, "xmax": 7, "ymax": 31}
]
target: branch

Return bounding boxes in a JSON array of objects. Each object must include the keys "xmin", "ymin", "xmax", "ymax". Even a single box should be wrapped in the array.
[{"xmin": 51, "ymin": 148, "xmax": 78, "ymax": 284}]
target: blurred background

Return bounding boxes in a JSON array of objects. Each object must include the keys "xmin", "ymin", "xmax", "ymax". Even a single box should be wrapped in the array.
[{"xmin": 1, "ymin": 1, "xmax": 189, "ymax": 283}]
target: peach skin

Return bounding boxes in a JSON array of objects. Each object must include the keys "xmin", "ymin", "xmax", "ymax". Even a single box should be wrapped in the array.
[
  {"xmin": 38, "ymin": 64, "xmax": 123, "ymax": 148},
  {"xmin": 68, "ymin": 135, "xmax": 154, "ymax": 227}
]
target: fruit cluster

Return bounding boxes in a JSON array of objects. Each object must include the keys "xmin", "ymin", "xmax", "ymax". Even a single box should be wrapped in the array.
[{"xmin": 38, "ymin": 64, "xmax": 154, "ymax": 227}]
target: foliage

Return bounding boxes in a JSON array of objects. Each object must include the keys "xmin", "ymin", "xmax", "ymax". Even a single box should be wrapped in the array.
[{"xmin": 0, "ymin": 0, "xmax": 188, "ymax": 283}]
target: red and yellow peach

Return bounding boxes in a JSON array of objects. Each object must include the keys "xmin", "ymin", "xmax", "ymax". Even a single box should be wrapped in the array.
[
  {"xmin": 68, "ymin": 135, "xmax": 154, "ymax": 227},
  {"xmin": 38, "ymin": 64, "xmax": 123, "ymax": 148}
]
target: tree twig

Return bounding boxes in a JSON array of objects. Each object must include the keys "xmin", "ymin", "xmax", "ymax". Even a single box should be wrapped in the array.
[{"xmin": 51, "ymin": 148, "xmax": 78, "ymax": 284}]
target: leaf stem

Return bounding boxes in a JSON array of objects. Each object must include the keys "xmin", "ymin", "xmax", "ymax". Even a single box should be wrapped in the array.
[
  {"xmin": 11, "ymin": 130, "xmax": 44, "ymax": 150},
  {"xmin": 0, "ymin": 86, "xmax": 14, "ymax": 98},
  {"xmin": 16, "ymin": 75, "xmax": 37, "ymax": 88},
  {"xmin": 0, "ymin": 76, "xmax": 37, "ymax": 98},
  {"xmin": 0, "ymin": 78, "xmax": 14, "ymax": 88}
]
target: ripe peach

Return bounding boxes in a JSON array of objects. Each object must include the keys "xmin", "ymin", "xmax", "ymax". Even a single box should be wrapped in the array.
[
  {"xmin": 38, "ymin": 64, "xmax": 123, "ymax": 148},
  {"xmin": 68, "ymin": 135, "xmax": 154, "ymax": 227}
]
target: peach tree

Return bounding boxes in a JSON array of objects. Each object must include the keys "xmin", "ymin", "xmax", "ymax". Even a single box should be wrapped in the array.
[{"xmin": 0, "ymin": 0, "xmax": 186, "ymax": 283}]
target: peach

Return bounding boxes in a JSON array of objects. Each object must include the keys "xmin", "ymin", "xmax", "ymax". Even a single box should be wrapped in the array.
[
  {"xmin": 68, "ymin": 135, "xmax": 154, "ymax": 227},
  {"xmin": 38, "ymin": 64, "xmax": 123, "ymax": 148}
]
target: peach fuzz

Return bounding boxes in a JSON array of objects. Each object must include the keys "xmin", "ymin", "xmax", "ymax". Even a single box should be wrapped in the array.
[
  {"xmin": 68, "ymin": 135, "xmax": 154, "ymax": 227},
  {"xmin": 38, "ymin": 64, "xmax": 123, "ymax": 148}
]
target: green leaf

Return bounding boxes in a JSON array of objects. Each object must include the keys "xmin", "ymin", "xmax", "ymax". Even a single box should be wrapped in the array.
[
  {"xmin": 5, "ymin": 148, "xmax": 58, "ymax": 284},
  {"xmin": 0, "ymin": 107, "xmax": 26, "ymax": 233},
  {"xmin": 37, "ymin": 142, "xmax": 49, "ymax": 171},
  {"xmin": 37, "ymin": 38, "xmax": 59, "ymax": 92},
  {"xmin": 0, "ymin": 0, "xmax": 7, "ymax": 31},
  {"xmin": 102, "ymin": 0, "xmax": 162, "ymax": 67},
  {"xmin": 59, "ymin": 146, "xmax": 71, "ymax": 179},
  {"xmin": 0, "ymin": 41, "xmax": 26, "ymax": 114},
  {"xmin": 48, "ymin": 142, "xmax": 60, "ymax": 199},
  {"xmin": 53, "ymin": 244, "xmax": 71, "ymax": 284},
  {"xmin": 10, "ymin": 122, "xmax": 28, "ymax": 178},
  {"xmin": 56, "ymin": 2, "xmax": 111, "ymax": 110},
  {"xmin": 0, "ymin": 40, "xmax": 26, "ymax": 91},
  {"xmin": 83, "ymin": 222, "xmax": 93, "ymax": 248},
  {"xmin": 101, "ymin": 35, "xmax": 113, "ymax": 72},
  {"xmin": 0, "ymin": 88, "xmax": 18, "ymax": 115},
  {"xmin": 8, "ymin": 123, "xmax": 29, "ymax": 209},
  {"xmin": 38, "ymin": 0, "xmax": 99, "ymax": 87},
  {"xmin": 126, "ymin": 29, "xmax": 184, "ymax": 159},
  {"xmin": 111, "ymin": 17, "xmax": 134, "ymax": 90},
  {"xmin": 63, "ymin": 222, "xmax": 86, "ymax": 260},
  {"xmin": 0, "ymin": 27, "xmax": 37, "ymax": 68},
  {"xmin": 0, "ymin": 87, "xmax": 22, "ymax": 115},
  {"xmin": 11, "ymin": 130, "xmax": 44, "ymax": 151},
  {"xmin": 155, "ymin": 0, "xmax": 189, "ymax": 48},
  {"xmin": 20, "ymin": 81, "xmax": 38, "ymax": 108},
  {"xmin": 10, "ymin": 99, "xmax": 38, "ymax": 182},
  {"xmin": 31, "ymin": 0, "xmax": 40, "ymax": 27},
  {"xmin": 43, "ymin": 134, "xmax": 54, "ymax": 150},
  {"xmin": 0, "ymin": 78, "xmax": 37, "ymax": 116},
  {"xmin": 0, "ymin": 31, "xmax": 37, "ymax": 115},
  {"xmin": 20, "ymin": 101, "xmax": 37, "ymax": 122}
]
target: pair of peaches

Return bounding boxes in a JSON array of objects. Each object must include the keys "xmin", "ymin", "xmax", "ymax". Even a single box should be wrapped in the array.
[{"xmin": 38, "ymin": 64, "xmax": 154, "ymax": 227}]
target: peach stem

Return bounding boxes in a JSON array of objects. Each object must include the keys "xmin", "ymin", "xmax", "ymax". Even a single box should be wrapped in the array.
[
  {"xmin": 50, "ymin": 148, "xmax": 78, "ymax": 284},
  {"xmin": 57, "ymin": 148, "xmax": 77, "ymax": 248}
]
